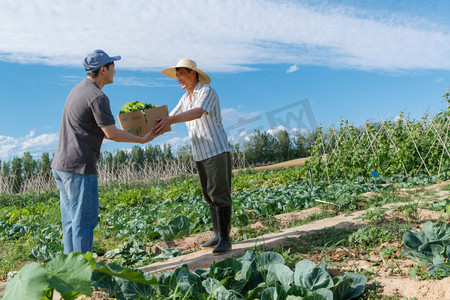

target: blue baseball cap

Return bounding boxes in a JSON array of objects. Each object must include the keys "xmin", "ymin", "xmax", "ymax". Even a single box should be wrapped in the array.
[{"xmin": 83, "ymin": 49, "xmax": 121, "ymax": 73}]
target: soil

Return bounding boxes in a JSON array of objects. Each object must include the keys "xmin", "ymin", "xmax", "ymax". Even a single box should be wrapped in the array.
[{"xmin": 1, "ymin": 158, "xmax": 449, "ymax": 299}]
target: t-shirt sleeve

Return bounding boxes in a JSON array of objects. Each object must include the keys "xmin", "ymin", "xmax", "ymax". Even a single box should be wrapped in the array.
[
  {"xmin": 197, "ymin": 86, "xmax": 217, "ymax": 113},
  {"xmin": 91, "ymin": 95, "xmax": 116, "ymax": 127}
]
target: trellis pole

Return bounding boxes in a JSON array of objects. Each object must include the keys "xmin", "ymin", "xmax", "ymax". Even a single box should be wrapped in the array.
[
  {"xmin": 382, "ymin": 118, "xmax": 408, "ymax": 176},
  {"xmin": 403, "ymin": 119, "xmax": 431, "ymax": 176}
]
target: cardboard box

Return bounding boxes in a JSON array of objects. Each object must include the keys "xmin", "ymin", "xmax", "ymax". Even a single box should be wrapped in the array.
[{"xmin": 117, "ymin": 105, "xmax": 171, "ymax": 137}]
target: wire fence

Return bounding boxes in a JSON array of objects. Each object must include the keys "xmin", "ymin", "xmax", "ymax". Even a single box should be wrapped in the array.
[{"xmin": 0, "ymin": 151, "xmax": 249, "ymax": 194}]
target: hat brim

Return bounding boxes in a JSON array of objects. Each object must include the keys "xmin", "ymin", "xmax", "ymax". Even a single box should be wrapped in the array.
[
  {"xmin": 161, "ymin": 66, "xmax": 211, "ymax": 84},
  {"xmin": 110, "ymin": 55, "xmax": 121, "ymax": 62}
]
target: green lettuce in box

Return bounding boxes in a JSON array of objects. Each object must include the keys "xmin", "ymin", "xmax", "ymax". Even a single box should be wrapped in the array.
[{"xmin": 119, "ymin": 101, "xmax": 155, "ymax": 114}]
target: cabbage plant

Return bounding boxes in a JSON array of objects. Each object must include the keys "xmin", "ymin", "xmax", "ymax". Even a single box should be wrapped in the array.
[
  {"xmin": 403, "ymin": 220, "xmax": 450, "ymax": 278},
  {"xmin": 3, "ymin": 251, "xmax": 367, "ymax": 300}
]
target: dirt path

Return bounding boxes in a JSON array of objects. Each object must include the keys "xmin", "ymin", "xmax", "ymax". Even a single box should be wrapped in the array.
[
  {"xmin": 240, "ymin": 157, "xmax": 311, "ymax": 171},
  {"xmin": 141, "ymin": 210, "xmax": 364, "ymax": 273}
]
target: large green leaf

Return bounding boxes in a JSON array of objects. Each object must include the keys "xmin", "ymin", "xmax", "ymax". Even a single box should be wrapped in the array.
[
  {"xmin": 2, "ymin": 263, "xmax": 49, "ymax": 300},
  {"xmin": 340, "ymin": 273, "xmax": 366, "ymax": 298},
  {"xmin": 286, "ymin": 286, "xmax": 328, "ymax": 299},
  {"xmin": 403, "ymin": 231, "xmax": 425, "ymax": 251},
  {"xmin": 44, "ymin": 252, "xmax": 93, "ymax": 297},
  {"xmin": 303, "ymin": 294, "xmax": 328, "ymax": 300},
  {"xmin": 210, "ymin": 258, "xmax": 243, "ymax": 280},
  {"xmin": 168, "ymin": 264, "xmax": 190, "ymax": 290},
  {"xmin": 403, "ymin": 222, "xmax": 450, "ymax": 265},
  {"xmin": 313, "ymin": 288, "xmax": 333, "ymax": 300},
  {"xmin": 422, "ymin": 221, "xmax": 450, "ymax": 242},
  {"xmin": 91, "ymin": 272, "xmax": 122, "ymax": 299},
  {"xmin": 294, "ymin": 260, "xmax": 333, "ymax": 291},
  {"xmin": 156, "ymin": 215, "xmax": 191, "ymax": 241},
  {"xmin": 268, "ymin": 263, "xmax": 294, "ymax": 286},
  {"xmin": 94, "ymin": 261, "xmax": 158, "ymax": 286},
  {"xmin": 330, "ymin": 278, "xmax": 354, "ymax": 300},
  {"xmin": 255, "ymin": 252, "xmax": 285, "ymax": 272},
  {"xmin": 261, "ymin": 285, "xmax": 288, "ymax": 300},
  {"xmin": 287, "ymin": 285, "xmax": 310, "ymax": 297},
  {"xmin": 173, "ymin": 267, "xmax": 193, "ymax": 293},
  {"xmin": 180, "ymin": 272, "xmax": 206, "ymax": 300},
  {"xmin": 117, "ymin": 278, "xmax": 155, "ymax": 300},
  {"xmin": 202, "ymin": 277, "xmax": 238, "ymax": 300},
  {"xmin": 427, "ymin": 262, "xmax": 450, "ymax": 277},
  {"xmin": 237, "ymin": 251, "xmax": 256, "ymax": 263},
  {"xmin": 238, "ymin": 260, "xmax": 264, "ymax": 292},
  {"xmin": 235, "ymin": 260, "xmax": 252, "ymax": 282}
]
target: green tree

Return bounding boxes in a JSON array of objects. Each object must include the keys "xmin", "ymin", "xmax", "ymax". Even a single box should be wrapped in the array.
[
  {"xmin": 22, "ymin": 152, "xmax": 37, "ymax": 180},
  {"xmin": 37, "ymin": 152, "xmax": 52, "ymax": 179},
  {"xmin": 275, "ymin": 130, "xmax": 292, "ymax": 161},
  {"xmin": 243, "ymin": 130, "xmax": 279, "ymax": 165},
  {"xmin": 130, "ymin": 146, "xmax": 145, "ymax": 170},
  {"xmin": 176, "ymin": 144, "xmax": 193, "ymax": 165},
  {"xmin": 113, "ymin": 149, "xmax": 129, "ymax": 169},
  {"xmin": 295, "ymin": 134, "xmax": 309, "ymax": 158},
  {"xmin": 99, "ymin": 151, "xmax": 114, "ymax": 169},
  {"xmin": 11, "ymin": 157, "xmax": 23, "ymax": 193},
  {"xmin": 2, "ymin": 161, "xmax": 10, "ymax": 177},
  {"xmin": 163, "ymin": 143, "xmax": 174, "ymax": 161}
]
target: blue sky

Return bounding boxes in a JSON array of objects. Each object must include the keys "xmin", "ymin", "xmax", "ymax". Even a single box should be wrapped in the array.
[{"xmin": 0, "ymin": 0, "xmax": 449, "ymax": 161}]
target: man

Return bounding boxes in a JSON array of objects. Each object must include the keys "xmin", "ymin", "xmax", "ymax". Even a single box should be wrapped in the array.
[
  {"xmin": 51, "ymin": 49, "xmax": 155, "ymax": 254},
  {"xmin": 155, "ymin": 58, "xmax": 232, "ymax": 255}
]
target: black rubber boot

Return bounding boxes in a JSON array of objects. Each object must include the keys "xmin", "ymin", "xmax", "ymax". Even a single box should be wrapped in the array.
[
  {"xmin": 212, "ymin": 206, "xmax": 232, "ymax": 256},
  {"xmin": 201, "ymin": 205, "xmax": 219, "ymax": 249}
]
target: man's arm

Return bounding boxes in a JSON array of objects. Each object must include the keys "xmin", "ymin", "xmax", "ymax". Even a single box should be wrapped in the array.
[
  {"xmin": 101, "ymin": 125, "xmax": 156, "ymax": 144},
  {"xmin": 154, "ymin": 107, "xmax": 205, "ymax": 135}
]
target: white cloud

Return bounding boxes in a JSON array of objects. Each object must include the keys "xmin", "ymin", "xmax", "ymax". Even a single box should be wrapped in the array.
[
  {"xmin": 0, "ymin": 0, "xmax": 449, "ymax": 72},
  {"xmin": 267, "ymin": 125, "xmax": 288, "ymax": 135},
  {"xmin": 222, "ymin": 107, "xmax": 265, "ymax": 143},
  {"xmin": 433, "ymin": 77, "xmax": 444, "ymax": 84},
  {"xmin": 221, "ymin": 107, "xmax": 263, "ymax": 126},
  {"xmin": 267, "ymin": 125, "xmax": 302, "ymax": 136},
  {"xmin": 114, "ymin": 76, "xmax": 177, "ymax": 87},
  {"xmin": 162, "ymin": 136, "xmax": 190, "ymax": 151},
  {"xmin": 0, "ymin": 131, "xmax": 59, "ymax": 160},
  {"xmin": 286, "ymin": 65, "xmax": 299, "ymax": 73}
]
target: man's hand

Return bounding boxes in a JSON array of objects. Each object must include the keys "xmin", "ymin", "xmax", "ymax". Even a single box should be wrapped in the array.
[
  {"xmin": 101, "ymin": 124, "xmax": 157, "ymax": 144},
  {"xmin": 143, "ymin": 127, "xmax": 157, "ymax": 142},
  {"xmin": 154, "ymin": 116, "xmax": 172, "ymax": 136}
]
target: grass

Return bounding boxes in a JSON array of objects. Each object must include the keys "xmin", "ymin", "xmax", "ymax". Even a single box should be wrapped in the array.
[
  {"xmin": 0, "ymin": 240, "xmax": 34, "ymax": 281},
  {"xmin": 231, "ymin": 209, "xmax": 339, "ymax": 243}
]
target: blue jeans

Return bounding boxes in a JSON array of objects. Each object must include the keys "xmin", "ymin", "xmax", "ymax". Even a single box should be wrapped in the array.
[{"xmin": 52, "ymin": 169, "xmax": 99, "ymax": 254}]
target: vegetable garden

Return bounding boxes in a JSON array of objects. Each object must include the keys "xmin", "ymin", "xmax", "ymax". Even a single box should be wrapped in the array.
[{"xmin": 1, "ymin": 97, "xmax": 450, "ymax": 299}]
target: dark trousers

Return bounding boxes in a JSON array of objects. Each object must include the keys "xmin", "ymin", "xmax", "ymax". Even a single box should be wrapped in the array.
[{"xmin": 195, "ymin": 152, "xmax": 232, "ymax": 207}]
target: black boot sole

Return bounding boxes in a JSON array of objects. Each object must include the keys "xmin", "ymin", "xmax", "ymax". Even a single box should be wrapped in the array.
[{"xmin": 212, "ymin": 246, "xmax": 232, "ymax": 256}]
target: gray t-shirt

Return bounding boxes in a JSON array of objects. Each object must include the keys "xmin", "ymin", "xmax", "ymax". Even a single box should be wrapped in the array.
[{"xmin": 51, "ymin": 78, "xmax": 116, "ymax": 174}]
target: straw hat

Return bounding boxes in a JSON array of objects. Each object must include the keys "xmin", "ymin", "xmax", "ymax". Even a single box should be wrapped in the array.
[{"xmin": 161, "ymin": 58, "xmax": 211, "ymax": 84}]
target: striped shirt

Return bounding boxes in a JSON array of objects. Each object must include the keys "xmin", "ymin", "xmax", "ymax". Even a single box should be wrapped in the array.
[{"xmin": 170, "ymin": 82, "xmax": 229, "ymax": 161}]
